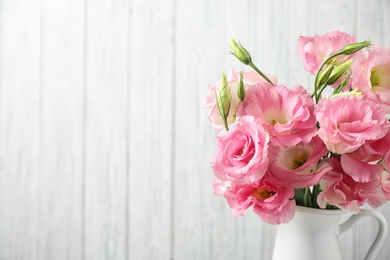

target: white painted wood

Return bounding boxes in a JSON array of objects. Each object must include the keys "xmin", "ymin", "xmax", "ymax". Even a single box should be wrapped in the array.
[
  {"xmin": 0, "ymin": 0, "xmax": 390, "ymax": 259},
  {"xmin": 84, "ymin": 0, "xmax": 129, "ymax": 259},
  {"xmin": 0, "ymin": 1, "xmax": 41, "ymax": 259},
  {"xmin": 128, "ymin": 0, "xmax": 174, "ymax": 259},
  {"xmin": 38, "ymin": 0, "xmax": 84, "ymax": 259}
]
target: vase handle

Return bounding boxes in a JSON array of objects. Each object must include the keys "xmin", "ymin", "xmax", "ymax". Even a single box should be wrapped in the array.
[{"xmin": 339, "ymin": 209, "xmax": 388, "ymax": 260}]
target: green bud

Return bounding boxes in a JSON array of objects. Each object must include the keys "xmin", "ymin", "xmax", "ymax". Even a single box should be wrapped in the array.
[
  {"xmin": 229, "ymin": 39, "xmax": 252, "ymax": 65},
  {"xmin": 330, "ymin": 87, "xmax": 362, "ymax": 99},
  {"xmin": 228, "ymin": 39, "xmax": 274, "ymax": 85},
  {"xmin": 317, "ymin": 60, "xmax": 336, "ymax": 86},
  {"xmin": 217, "ymin": 73, "xmax": 232, "ymax": 131},
  {"xmin": 350, "ymin": 88, "xmax": 363, "ymax": 96},
  {"xmin": 331, "ymin": 76, "xmax": 350, "ymax": 96},
  {"xmin": 326, "ymin": 59, "xmax": 352, "ymax": 85},
  {"xmin": 237, "ymin": 71, "xmax": 245, "ymax": 101},
  {"xmin": 339, "ymin": 75, "xmax": 350, "ymax": 91},
  {"xmin": 338, "ymin": 40, "xmax": 371, "ymax": 55}
]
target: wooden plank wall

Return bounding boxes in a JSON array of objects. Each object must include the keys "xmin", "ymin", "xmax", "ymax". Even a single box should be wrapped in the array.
[{"xmin": 0, "ymin": 0, "xmax": 389, "ymax": 259}]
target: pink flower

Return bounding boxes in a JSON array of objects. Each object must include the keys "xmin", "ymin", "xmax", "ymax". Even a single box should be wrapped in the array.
[
  {"xmin": 223, "ymin": 177, "xmax": 296, "ymax": 224},
  {"xmin": 382, "ymin": 153, "xmax": 390, "ymax": 199},
  {"xmin": 211, "ymin": 116, "xmax": 270, "ymax": 184},
  {"xmin": 340, "ymin": 132, "xmax": 390, "ymax": 183},
  {"xmin": 268, "ymin": 136, "xmax": 331, "ymax": 188},
  {"xmin": 381, "ymin": 170, "xmax": 390, "ymax": 200},
  {"xmin": 204, "ymin": 70, "xmax": 278, "ymax": 130},
  {"xmin": 212, "ymin": 178, "xmax": 230, "ymax": 196},
  {"xmin": 238, "ymin": 84, "xmax": 317, "ymax": 146},
  {"xmin": 297, "ymin": 31, "xmax": 356, "ymax": 75},
  {"xmin": 351, "ymin": 44, "xmax": 390, "ymax": 113},
  {"xmin": 384, "ymin": 150, "xmax": 390, "ymax": 173},
  {"xmin": 318, "ymin": 158, "xmax": 386, "ymax": 212},
  {"xmin": 316, "ymin": 95, "xmax": 389, "ymax": 154}
]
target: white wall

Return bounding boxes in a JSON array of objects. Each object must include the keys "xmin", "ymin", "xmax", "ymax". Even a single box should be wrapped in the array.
[{"xmin": 0, "ymin": 0, "xmax": 389, "ymax": 259}]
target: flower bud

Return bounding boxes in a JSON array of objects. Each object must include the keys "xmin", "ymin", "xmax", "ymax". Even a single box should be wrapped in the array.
[
  {"xmin": 316, "ymin": 60, "xmax": 336, "ymax": 86},
  {"xmin": 237, "ymin": 71, "xmax": 245, "ymax": 101},
  {"xmin": 326, "ymin": 59, "xmax": 352, "ymax": 85},
  {"xmin": 229, "ymin": 39, "xmax": 252, "ymax": 65},
  {"xmin": 330, "ymin": 86, "xmax": 362, "ymax": 99},
  {"xmin": 338, "ymin": 76, "xmax": 350, "ymax": 90},
  {"xmin": 331, "ymin": 76, "xmax": 350, "ymax": 96},
  {"xmin": 338, "ymin": 40, "xmax": 371, "ymax": 55},
  {"xmin": 217, "ymin": 73, "xmax": 232, "ymax": 130}
]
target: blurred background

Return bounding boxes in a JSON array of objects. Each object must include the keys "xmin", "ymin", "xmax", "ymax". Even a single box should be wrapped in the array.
[{"xmin": 0, "ymin": 0, "xmax": 390, "ymax": 259}]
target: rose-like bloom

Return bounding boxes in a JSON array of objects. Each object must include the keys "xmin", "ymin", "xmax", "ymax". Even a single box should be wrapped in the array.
[
  {"xmin": 297, "ymin": 31, "xmax": 356, "ymax": 75},
  {"xmin": 204, "ymin": 70, "xmax": 278, "ymax": 130},
  {"xmin": 318, "ymin": 157, "xmax": 387, "ymax": 212},
  {"xmin": 341, "ymin": 132, "xmax": 390, "ymax": 183},
  {"xmin": 223, "ymin": 177, "xmax": 295, "ymax": 224},
  {"xmin": 316, "ymin": 95, "xmax": 388, "ymax": 154},
  {"xmin": 382, "ymin": 152, "xmax": 390, "ymax": 199},
  {"xmin": 351, "ymin": 44, "xmax": 390, "ymax": 113},
  {"xmin": 238, "ymin": 84, "xmax": 317, "ymax": 146},
  {"xmin": 211, "ymin": 116, "xmax": 270, "ymax": 184},
  {"xmin": 212, "ymin": 178, "xmax": 230, "ymax": 196},
  {"xmin": 381, "ymin": 170, "xmax": 390, "ymax": 199},
  {"xmin": 384, "ymin": 150, "xmax": 390, "ymax": 173},
  {"xmin": 267, "ymin": 136, "xmax": 331, "ymax": 188}
]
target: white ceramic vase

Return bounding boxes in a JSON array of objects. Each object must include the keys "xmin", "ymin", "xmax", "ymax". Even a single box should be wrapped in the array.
[{"xmin": 272, "ymin": 206, "xmax": 388, "ymax": 260}]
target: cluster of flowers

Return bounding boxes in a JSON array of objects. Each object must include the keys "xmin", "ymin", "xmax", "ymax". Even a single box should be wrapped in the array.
[{"xmin": 204, "ymin": 31, "xmax": 390, "ymax": 224}]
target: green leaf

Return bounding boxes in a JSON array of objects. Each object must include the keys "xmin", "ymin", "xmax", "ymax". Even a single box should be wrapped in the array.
[
  {"xmin": 303, "ymin": 187, "xmax": 313, "ymax": 208},
  {"xmin": 294, "ymin": 188, "xmax": 306, "ymax": 207},
  {"xmin": 311, "ymin": 184, "xmax": 321, "ymax": 209}
]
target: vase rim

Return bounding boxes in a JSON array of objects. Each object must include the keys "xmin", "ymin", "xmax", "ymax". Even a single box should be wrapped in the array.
[{"xmin": 296, "ymin": 205, "xmax": 344, "ymax": 215}]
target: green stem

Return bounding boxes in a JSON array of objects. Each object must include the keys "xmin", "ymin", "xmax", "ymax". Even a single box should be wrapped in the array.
[
  {"xmin": 313, "ymin": 52, "xmax": 341, "ymax": 103},
  {"xmin": 316, "ymin": 84, "xmax": 329, "ymax": 101},
  {"xmin": 222, "ymin": 116, "xmax": 229, "ymax": 131},
  {"xmin": 248, "ymin": 61, "xmax": 274, "ymax": 85}
]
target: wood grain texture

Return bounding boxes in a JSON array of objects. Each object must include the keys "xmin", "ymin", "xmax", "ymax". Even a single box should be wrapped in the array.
[
  {"xmin": 0, "ymin": 1, "xmax": 42, "ymax": 259},
  {"xmin": 38, "ymin": 0, "xmax": 84, "ymax": 259},
  {"xmin": 174, "ymin": 0, "xmax": 228, "ymax": 257},
  {"xmin": 128, "ymin": 0, "xmax": 174, "ymax": 259},
  {"xmin": 84, "ymin": 0, "xmax": 129, "ymax": 259},
  {"xmin": 0, "ymin": 0, "xmax": 390, "ymax": 259}
]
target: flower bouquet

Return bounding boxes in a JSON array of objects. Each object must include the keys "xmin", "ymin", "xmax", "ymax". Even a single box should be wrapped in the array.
[{"xmin": 204, "ymin": 31, "xmax": 390, "ymax": 224}]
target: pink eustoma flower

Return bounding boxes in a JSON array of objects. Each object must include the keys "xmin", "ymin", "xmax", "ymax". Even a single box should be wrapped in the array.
[
  {"xmin": 204, "ymin": 70, "xmax": 278, "ymax": 130},
  {"xmin": 381, "ymin": 153, "xmax": 390, "ymax": 199},
  {"xmin": 297, "ymin": 31, "xmax": 356, "ymax": 75},
  {"xmin": 384, "ymin": 150, "xmax": 390, "ymax": 174},
  {"xmin": 268, "ymin": 136, "xmax": 331, "ymax": 188},
  {"xmin": 238, "ymin": 84, "xmax": 317, "ymax": 146},
  {"xmin": 341, "ymin": 132, "xmax": 390, "ymax": 183},
  {"xmin": 212, "ymin": 178, "xmax": 230, "ymax": 196},
  {"xmin": 223, "ymin": 177, "xmax": 296, "ymax": 224},
  {"xmin": 318, "ymin": 158, "xmax": 386, "ymax": 212},
  {"xmin": 211, "ymin": 116, "xmax": 270, "ymax": 185},
  {"xmin": 351, "ymin": 44, "xmax": 390, "ymax": 113},
  {"xmin": 316, "ymin": 95, "xmax": 389, "ymax": 154},
  {"xmin": 381, "ymin": 170, "xmax": 390, "ymax": 200}
]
